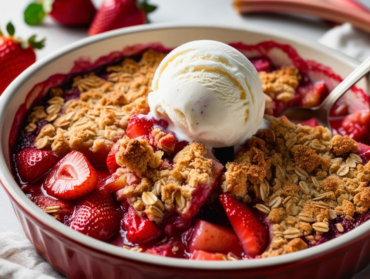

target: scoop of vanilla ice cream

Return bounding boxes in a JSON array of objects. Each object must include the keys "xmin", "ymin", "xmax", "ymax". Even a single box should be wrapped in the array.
[{"xmin": 148, "ymin": 40, "xmax": 265, "ymax": 147}]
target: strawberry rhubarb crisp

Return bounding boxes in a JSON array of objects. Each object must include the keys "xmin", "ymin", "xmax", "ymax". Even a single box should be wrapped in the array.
[{"xmin": 13, "ymin": 41, "xmax": 370, "ymax": 261}]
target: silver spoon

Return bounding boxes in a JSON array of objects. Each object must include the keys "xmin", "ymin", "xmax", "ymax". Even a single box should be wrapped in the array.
[{"xmin": 280, "ymin": 56, "xmax": 370, "ymax": 129}]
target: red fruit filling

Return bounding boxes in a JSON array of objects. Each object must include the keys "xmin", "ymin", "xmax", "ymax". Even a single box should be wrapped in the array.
[
  {"xmin": 189, "ymin": 220, "xmax": 242, "ymax": 256},
  {"xmin": 123, "ymin": 207, "xmax": 161, "ymax": 244},
  {"xmin": 12, "ymin": 49, "xmax": 370, "ymax": 261},
  {"xmin": 191, "ymin": 250, "xmax": 226, "ymax": 261}
]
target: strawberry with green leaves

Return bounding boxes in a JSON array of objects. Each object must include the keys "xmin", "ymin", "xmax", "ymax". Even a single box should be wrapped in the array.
[
  {"xmin": 88, "ymin": 0, "xmax": 156, "ymax": 36},
  {"xmin": 24, "ymin": 0, "xmax": 96, "ymax": 26},
  {"xmin": 0, "ymin": 22, "xmax": 44, "ymax": 94}
]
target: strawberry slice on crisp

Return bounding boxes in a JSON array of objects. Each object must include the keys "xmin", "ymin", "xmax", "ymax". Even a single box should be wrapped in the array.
[
  {"xmin": 123, "ymin": 207, "xmax": 161, "ymax": 244},
  {"xmin": 43, "ymin": 151, "xmax": 97, "ymax": 200},
  {"xmin": 189, "ymin": 220, "xmax": 242, "ymax": 256},
  {"xmin": 70, "ymin": 190, "xmax": 120, "ymax": 241},
  {"xmin": 16, "ymin": 148, "xmax": 58, "ymax": 183},
  {"xmin": 219, "ymin": 193, "xmax": 268, "ymax": 257}
]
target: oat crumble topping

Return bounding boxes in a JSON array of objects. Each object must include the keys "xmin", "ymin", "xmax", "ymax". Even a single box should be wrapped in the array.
[
  {"xmin": 222, "ymin": 115, "xmax": 370, "ymax": 257},
  {"xmin": 259, "ymin": 67, "xmax": 301, "ymax": 114},
  {"xmin": 25, "ymin": 50, "xmax": 165, "ymax": 156},
  {"xmin": 115, "ymin": 136, "xmax": 219, "ymax": 222},
  {"xmin": 23, "ymin": 50, "xmax": 370, "ymax": 258}
]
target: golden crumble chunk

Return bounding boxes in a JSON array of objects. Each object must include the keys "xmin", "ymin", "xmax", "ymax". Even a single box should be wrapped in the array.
[
  {"xmin": 116, "ymin": 136, "xmax": 162, "ymax": 176},
  {"xmin": 321, "ymin": 177, "xmax": 343, "ymax": 192},
  {"xmin": 294, "ymin": 145, "xmax": 322, "ymax": 173},
  {"xmin": 354, "ymin": 187, "xmax": 370, "ymax": 209},
  {"xmin": 223, "ymin": 162, "xmax": 249, "ymax": 199},
  {"xmin": 259, "ymin": 67, "xmax": 301, "ymax": 106},
  {"xmin": 283, "ymin": 238, "xmax": 308, "ymax": 254},
  {"xmin": 330, "ymin": 135, "xmax": 358, "ymax": 156}
]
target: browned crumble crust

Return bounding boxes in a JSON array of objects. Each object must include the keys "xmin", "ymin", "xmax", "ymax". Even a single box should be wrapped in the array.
[
  {"xmin": 223, "ymin": 115, "xmax": 370, "ymax": 257},
  {"xmin": 116, "ymin": 136, "xmax": 163, "ymax": 176},
  {"xmin": 25, "ymin": 50, "xmax": 165, "ymax": 156},
  {"xmin": 115, "ymin": 137, "xmax": 219, "ymax": 222},
  {"xmin": 331, "ymin": 135, "xmax": 358, "ymax": 156},
  {"xmin": 259, "ymin": 67, "xmax": 301, "ymax": 114}
]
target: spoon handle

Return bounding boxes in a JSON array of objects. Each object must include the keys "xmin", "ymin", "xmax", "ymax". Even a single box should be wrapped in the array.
[{"xmin": 320, "ymin": 56, "xmax": 370, "ymax": 111}]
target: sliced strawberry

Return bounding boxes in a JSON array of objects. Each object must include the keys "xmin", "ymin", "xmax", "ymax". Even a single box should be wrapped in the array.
[
  {"xmin": 191, "ymin": 250, "xmax": 226, "ymax": 261},
  {"xmin": 300, "ymin": 81, "xmax": 328, "ymax": 107},
  {"xmin": 123, "ymin": 207, "xmax": 161, "ymax": 244},
  {"xmin": 16, "ymin": 147, "xmax": 58, "ymax": 183},
  {"xmin": 43, "ymin": 151, "xmax": 97, "ymax": 200},
  {"xmin": 103, "ymin": 169, "xmax": 140, "ymax": 192},
  {"xmin": 70, "ymin": 190, "xmax": 120, "ymax": 240},
  {"xmin": 189, "ymin": 220, "xmax": 242, "ymax": 256},
  {"xmin": 106, "ymin": 142, "xmax": 120, "ymax": 174},
  {"xmin": 219, "ymin": 194, "xmax": 268, "ymax": 257}
]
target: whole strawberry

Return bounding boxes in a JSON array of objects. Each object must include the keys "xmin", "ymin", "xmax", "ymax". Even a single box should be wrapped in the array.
[
  {"xmin": 70, "ymin": 190, "xmax": 120, "ymax": 240},
  {"xmin": 88, "ymin": 0, "xmax": 156, "ymax": 36},
  {"xmin": 0, "ymin": 22, "xmax": 44, "ymax": 94},
  {"xmin": 15, "ymin": 148, "xmax": 57, "ymax": 183},
  {"xmin": 24, "ymin": 0, "xmax": 96, "ymax": 26}
]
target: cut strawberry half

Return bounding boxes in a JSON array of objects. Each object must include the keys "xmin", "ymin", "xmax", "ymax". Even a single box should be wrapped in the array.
[
  {"xmin": 70, "ymin": 190, "xmax": 120, "ymax": 241},
  {"xmin": 219, "ymin": 194, "xmax": 268, "ymax": 257},
  {"xmin": 189, "ymin": 220, "xmax": 242, "ymax": 256},
  {"xmin": 16, "ymin": 148, "xmax": 58, "ymax": 183},
  {"xmin": 191, "ymin": 250, "xmax": 226, "ymax": 261},
  {"xmin": 43, "ymin": 151, "xmax": 97, "ymax": 200},
  {"xmin": 106, "ymin": 142, "xmax": 120, "ymax": 174},
  {"xmin": 123, "ymin": 207, "xmax": 161, "ymax": 244}
]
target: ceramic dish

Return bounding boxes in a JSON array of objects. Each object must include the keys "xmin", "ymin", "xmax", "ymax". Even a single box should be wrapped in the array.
[{"xmin": 0, "ymin": 23, "xmax": 369, "ymax": 279}]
